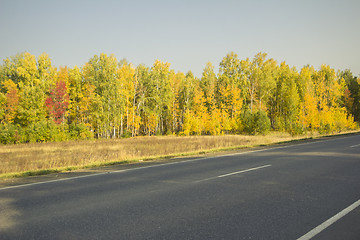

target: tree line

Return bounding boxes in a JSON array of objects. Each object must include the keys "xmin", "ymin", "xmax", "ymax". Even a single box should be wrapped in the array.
[{"xmin": 0, "ymin": 52, "xmax": 358, "ymax": 143}]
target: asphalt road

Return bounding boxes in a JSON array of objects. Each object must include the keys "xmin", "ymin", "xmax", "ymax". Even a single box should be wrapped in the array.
[{"xmin": 1, "ymin": 134, "xmax": 360, "ymax": 240}]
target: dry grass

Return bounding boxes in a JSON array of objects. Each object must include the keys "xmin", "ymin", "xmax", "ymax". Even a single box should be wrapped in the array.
[{"xmin": 0, "ymin": 131, "xmax": 355, "ymax": 178}]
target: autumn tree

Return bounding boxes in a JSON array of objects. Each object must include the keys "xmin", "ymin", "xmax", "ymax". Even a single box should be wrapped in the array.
[
  {"xmin": 168, "ymin": 71, "xmax": 183, "ymax": 134},
  {"xmin": 144, "ymin": 60, "xmax": 173, "ymax": 135},
  {"xmin": 117, "ymin": 60, "xmax": 135, "ymax": 136},
  {"xmin": 45, "ymin": 78, "xmax": 70, "ymax": 124},
  {"xmin": 183, "ymin": 83, "xmax": 208, "ymax": 135},
  {"xmin": 178, "ymin": 71, "xmax": 197, "ymax": 132},
  {"xmin": 217, "ymin": 52, "xmax": 246, "ymax": 111},
  {"xmin": 2, "ymin": 79, "xmax": 19, "ymax": 123},
  {"xmin": 296, "ymin": 66, "xmax": 318, "ymax": 131},
  {"xmin": 1, "ymin": 53, "xmax": 54, "ymax": 126}
]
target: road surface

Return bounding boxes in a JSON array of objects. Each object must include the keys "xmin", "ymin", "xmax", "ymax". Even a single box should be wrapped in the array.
[{"xmin": 1, "ymin": 134, "xmax": 360, "ymax": 239}]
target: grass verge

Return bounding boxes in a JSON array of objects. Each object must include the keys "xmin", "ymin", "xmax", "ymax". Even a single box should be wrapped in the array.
[{"xmin": 1, "ymin": 130, "xmax": 359, "ymax": 179}]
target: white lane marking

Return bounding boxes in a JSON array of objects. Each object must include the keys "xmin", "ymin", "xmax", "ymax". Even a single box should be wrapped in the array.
[
  {"xmin": 1, "ymin": 134, "xmax": 359, "ymax": 191},
  {"xmin": 297, "ymin": 199, "xmax": 360, "ymax": 240},
  {"xmin": 350, "ymin": 143, "xmax": 360, "ymax": 148},
  {"xmin": 217, "ymin": 164, "xmax": 272, "ymax": 178},
  {"xmin": 195, "ymin": 164, "xmax": 271, "ymax": 182}
]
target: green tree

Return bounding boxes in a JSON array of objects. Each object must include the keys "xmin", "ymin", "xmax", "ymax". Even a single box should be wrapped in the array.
[
  {"xmin": 82, "ymin": 53, "xmax": 120, "ymax": 138},
  {"xmin": 269, "ymin": 62, "xmax": 300, "ymax": 133},
  {"xmin": 200, "ymin": 62, "xmax": 217, "ymax": 113},
  {"xmin": 339, "ymin": 69, "xmax": 360, "ymax": 122}
]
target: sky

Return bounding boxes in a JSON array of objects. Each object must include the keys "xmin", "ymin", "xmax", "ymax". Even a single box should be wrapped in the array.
[{"xmin": 1, "ymin": 0, "xmax": 360, "ymax": 77}]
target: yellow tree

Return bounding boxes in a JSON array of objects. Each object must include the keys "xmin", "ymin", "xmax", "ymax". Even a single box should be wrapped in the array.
[
  {"xmin": 300, "ymin": 92, "xmax": 320, "ymax": 130},
  {"xmin": 37, "ymin": 53, "xmax": 57, "ymax": 91},
  {"xmin": 68, "ymin": 65, "xmax": 97, "ymax": 129},
  {"xmin": 15, "ymin": 53, "xmax": 54, "ymax": 126},
  {"xmin": 207, "ymin": 107, "xmax": 222, "ymax": 135},
  {"xmin": 192, "ymin": 86, "xmax": 208, "ymax": 135},
  {"xmin": 127, "ymin": 106, "xmax": 142, "ymax": 136},
  {"xmin": 297, "ymin": 66, "xmax": 319, "ymax": 131},
  {"xmin": 229, "ymin": 86, "xmax": 243, "ymax": 132},
  {"xmin": 201, "ymin": 62, "xmax": 219, "ymax": 134},
  {"xmin": 117, "ymin": 60, "xmax": 135, "ymax": 136},
  {"xmin": 312, "ymin": 65, "xmax": 350, "ymax": 132},
  {"xmin": 182, "ymin": 109, "xmax": 193, "ymax": 136},
  {"xmin": 169, "ymin": 71, "xmax": 184, "ymax": 134},
  {"xmin": 218, "ymin": 52, "xmax": 246, "ymax": 113}
]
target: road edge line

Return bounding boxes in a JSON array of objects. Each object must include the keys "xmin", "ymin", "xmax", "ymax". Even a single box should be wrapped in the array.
[{"xmin": 297, "ymin": 199, "xmax": 360, "ymax": 240}]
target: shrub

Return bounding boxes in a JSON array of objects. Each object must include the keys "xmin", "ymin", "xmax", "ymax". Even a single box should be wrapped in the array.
[
  {"xmin": 0, "ymin": 124, "xmax": 13, "ymax": 144},
  {"xmin": 0, "ymin": 124, "xmax": 24, "ymax": 144},
  {"xmin": 288, "ymin": 122, "xmax": 305, "ymax": 136},
  {"xmin": 242, "ymin": 110, "xmax": 271, "ymax": 135},
  {"xmin": 68, "ymin": 123, "xmax": 93, "ymax": 140},
  {"xmin": 319, "ymin": 123, "xmax": 332, "ymax": 134}
]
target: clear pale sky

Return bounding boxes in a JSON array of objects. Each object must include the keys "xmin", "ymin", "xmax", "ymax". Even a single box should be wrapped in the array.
[{"xmin": 1, "ymin": 0, "xmax": 359, "ymax": 77}]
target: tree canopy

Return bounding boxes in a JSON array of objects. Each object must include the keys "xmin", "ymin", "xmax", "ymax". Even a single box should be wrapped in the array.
[{"xmin": 0, "ymin": 52, "xmax": 358, "ymax": 143}]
